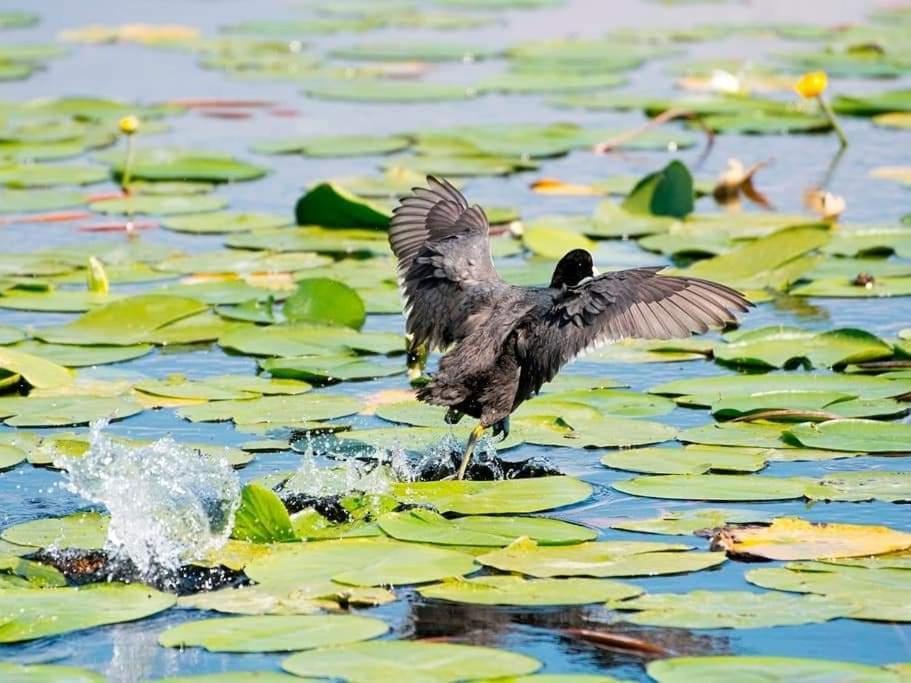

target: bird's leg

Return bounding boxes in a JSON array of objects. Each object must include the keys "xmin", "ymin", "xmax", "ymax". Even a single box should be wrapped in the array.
[
  {"xmin": 456, "ymin": 423, "xmax": 487, "ymax": 481},
  {"xmin": 491, "ymin": 416, "xmax": 510, "ymax": 441},
  {"xmin": 445, "ymin": 407, "xmax": 464, "ymax": 425},
  {"xmin": 406, "ymin": 338, "xmax": 429, "ymax": 386}
]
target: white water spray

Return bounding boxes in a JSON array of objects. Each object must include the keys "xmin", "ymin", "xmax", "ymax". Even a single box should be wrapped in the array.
[{"xmin": 56, "ymin": 421, "xmax": 241, "ymax": 576}]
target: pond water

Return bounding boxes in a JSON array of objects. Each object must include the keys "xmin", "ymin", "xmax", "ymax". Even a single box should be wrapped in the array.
[{"xmin": 1, "ymin": 0, "xmax": 910, "ymax": 681}]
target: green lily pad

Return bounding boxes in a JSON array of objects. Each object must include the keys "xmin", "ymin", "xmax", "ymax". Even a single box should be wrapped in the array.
[
  {"xmin": 144, "ymin": 312, "xmax": 246, "ymax": 346},
  {"xmin": 507, "ymin": 38, "xmax": 649, "ymax": 70},
  {"xmin": 651, "ymin": 373, "xmax": 911, "ymax": 405},
  {"xmin": 245, "ymin": 537, "xmax": 477, "ymax": 588},
  {"xmin": 97, "ymin": 147, "xmax": 268, "ymax": 183},
  {"xmin": 647, "ymin": 656, "xmax": 900, "ymax": 683},
  {"xmin": 589, "ymin": 202, "xmax": 676, "ymax": 238},
  {"xmin": 11, "ymin": 340, "xmax": 153, "ymax": 366},
  {"xmin": 88, "ymin": 194, "xmax": 227, "ymax": 216},
  {"xmin": 614, "ymin": 473, "xmax": 812, "ymax": 501},
  {"xmin": 0, "ymin": 582, "xmax": 175, "ymax": 642},
  {"xmin": 162, "ymin": 211, "xmax": 291, "ymax": 234},
  {"xmin": 155, "ymin": 250, "xmax": 329, "ymax": 277},
  {"xmin": 0, "ymin": 512, "xmax": 109, "ymax": 550},
  {"xmin": 0, "ymin": 189, "xmax": 86, "ymax": 213},
  {"xmin": 384, "ymin": 154, "xmax": 535, "ymax": 177},
  {"xmin": 822, "ymin": 226, "xmax": 911, "ymax": 258},
  {"xmin": 810, "ymin": 471, "xmax": 911, "ymax": 503},
  {"xmin": 601, "ymin": 445, "xmax": 767, "ymax": 475},
  {"xmin": 0, "ymin": 11, "xmax": 39, "ymax": 29},
  {"xmin": 36, "ymin": 294, "xmax": 207, "ymax": 345},
  {"xmin": 786, "ymin": 419, "xmax": 911, "ymax": 452},
  {"xmin": 301, "ymin": 79, "xmax": 476, "ymax": 103},
  {"xmin": 294, "ymin": 182, "xmax": 391, "ymax": 228},
  {"xmin": 283, "ymin": 278, "xmax": 366, "ymax": 330},
  {"xmin": 715, "ymin": 326, "xmax": 894, "ymax": 369},
  {"xmin": 335, "ymin": 425, "xmax": 518, "ymax": 452},
  {"xmin": 623, "ymin": 160, "xmax": 693, "ymax": 219},
  {"xmin": 477, "ymin": 537, "xmax": 726, "ymax": 578},
  {"xmin": 159, "ymin": 614, "xmax": 388, "ymax": 653},
  {"xmin": 0, "ymin": 346, "xmax": 71, "ymax": 389},
  {"xmin": 0, "ymin": 162, "xmax": 109, "ymax": 187},
  {"xmin": 480, "ymin": 70, "xmax": 626, "ymax": 94},
  {"xmin": 177, "ymin": 393, "xmax": 360, "ymax": 425},
  {"xmin": 219, "ymin": 324, "xmax": 403, "ymax": 356},
  {"xmin": 520, "ymin": 415, "xmax": 676, "ymax": 449},
  {"xmin": 134, "ymin": 376, "xmax": 255, "ymax": 401},
  {"xmin": 0, "ymin": 395, "xmax": 143, "ymax": 427},
  {"xmin": 711, "ymin": 391, "xmax": 907, "ymax": 421},
  {"xmin": 0, "ymin": 290, "xmax": 118, "ymax": 313},
  {"xmin": 283, "ymin": 640, "xmax": 540, "ymax": 682},
  {"xmin": 611, "ymin": 507, "xmax": 773, "ymax": 536},
  {"xmin": 833, "ymin": 88, "xmax": 911, "ymax": 116},
  {"xmin": 791, "ymin": 276, "xmax": 911, "ymax": 298},
  {"xmin": 333, "ymin": 41, "xmax": 498, "ymax": 62},
  {"xmin": 228, "ymin": 226, "xmax": 390, "ymax": 255},
  {"xmin": 419, "ymin": 575, "xmax": 641, "ymax": 606},
  {"xmin": 0, "ymin": 663, "xmax": 103, "ymax": 682},
  {"xmin": 155, "ymin": 674, "xmax": 297, "ymax": 683},
  {"xmin": 537, "ymin": 388, "xmax": 676, "ymax": 418},
  {"xmin": 232, "ymin": 483, "xmax": 296, "ymax": 544},
  {"xmin": 392, "ymin": 477, "xmax": 591, "ymax": 514},
  {"xmin": 254, "ymin": 133, "xmax": 411, "ymax": 158},
  {"xmin": 0, "ymin": 444, "xmax": 25, "ymax": 470},
  {"xmin": 378, "ymin": 509, "xmax": 596, "ymax": 546},
  {"xmin": 262, "ymin": 354, "xmax": 405, "ymax": 383},
  {"xmin": 523, "ymin": 225, "xmax": 594, "ymax": 258},
  {"xmin": 612, "ymin": 590, "xmax": 854, "ymax": 629}
]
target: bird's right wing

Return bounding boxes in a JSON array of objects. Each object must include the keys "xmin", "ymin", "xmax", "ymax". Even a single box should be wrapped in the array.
[
  {"xmin": 517, "ymin": 267, "xmax": 751, "ymax": 396},
  {"xmin": 389, "ymin": 175, "xmax": 508, "ymax": 350}
]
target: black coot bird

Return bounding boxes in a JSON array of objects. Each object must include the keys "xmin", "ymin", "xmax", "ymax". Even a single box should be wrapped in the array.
[{"xmin": 389, "ymin": 176, "xmax": 752, "ymax": 479}]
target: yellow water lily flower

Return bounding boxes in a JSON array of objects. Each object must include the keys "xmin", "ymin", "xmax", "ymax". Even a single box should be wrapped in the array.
[
  {"xmin": 118, "ymin": 114, "xmax": 140, "ymax": 135},
  {"xmin": 795, "ymin": 71, "xmax": 828, "ymax": 99}
]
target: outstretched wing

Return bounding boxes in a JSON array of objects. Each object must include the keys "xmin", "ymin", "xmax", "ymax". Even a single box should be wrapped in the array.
[
  {"xmin": 517, "ymin": 267, "xmax": 752, "ymax": 395},
  {"xmin": 389, "ymin": 175, "xmax": 508, "ymax": 350}
]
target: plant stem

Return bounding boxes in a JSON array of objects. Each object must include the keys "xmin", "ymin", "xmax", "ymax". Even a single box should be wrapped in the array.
[
  {"xmin": 122, "ymin": 135, "xmax": 135, "ymax": 194},
  {"xmin": 817, "ymin": 95, "xmax": 848, "ymax": 148}
]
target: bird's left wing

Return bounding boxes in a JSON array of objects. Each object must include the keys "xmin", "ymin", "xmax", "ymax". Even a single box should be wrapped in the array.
[
  {"xmin": 516, "ymin": 267, "xmax": 751, "ymax": 395},
  {"xmin": 389, "ymin": 176, "xmax": 510, "ymax": 351}
]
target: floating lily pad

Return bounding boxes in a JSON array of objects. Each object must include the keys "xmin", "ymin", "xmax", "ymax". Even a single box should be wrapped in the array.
[
  {"xmin": 0, "ymin": 162, "xmax": 109, "ymax": 187},
  {"xmin": 478, "ymin": 537, "xmax": 726, "ymax": 578},
  {"xmin": 294, "ymin": 182, "xmax": 391, "ymax": 228},
  {"xmin": 791, "ymin": 276, "xmax": 911, "ymax": 298},
  {"xmin": 611, "ymin": 508, "xmax": 773, "ymax": 536},
  {"xmin": 0, "ymin": 346, "xmax": 71, "ymax": 389},
  {"xmin": 97, "ymin": 147, "xmax": 268, "ymax": 183},
  {"xmin": 647, "ymin": 656, "xmax": 900, "ymax": 683},
  {"xmin": 254, "ymin": 133, "xmax": 411, "ymax": 158},
  {"xmin": 332, "ymin": 42, "xmax": 497, "ymax": 62},
  {"xmin": 810, "ymin": 471, "xmax": 911, "ymax": 503},
  {"xmin": 420, "ymin": 575, "xmax": 641, "ymax": 606},
  {"xmin": 0, "ymin": 189, "xmax": 86, "ymax": 213},
  {"xmin": 715, "ymin": 326, "xmax": 894, "ymax": 369},
  {"xmin": 521, "ymin": 415, "xmax": 676, "ymax": 449},
  {"xmin": 36, "ymin": 294, "xmax": 207, "ymax": 345},
  {"xmin": 0, "ymin": 663, "xmax": 103, "ymax": 683},
  {"xmin": 713, "ymin": 518, "xmax": 911, "ymax": 560},
  {"xmin": 601, "ymin": 445, "xmax": 766, "ymax": 475},
  {"xmin": 392, "ymin": 477, "xmax": 591, "ymax": 514},
  {"xmin": 301, "ymin": 79, "xmax": 476, "ymax": 103},
  {"xmin": 711, "ymin": 391, "xmax": 907, "ymax": 421},
  {"xmin": 88, "ymin": 194, "xmax": 227, "ymax": 216},
  {"xmin": 162, "ymin": 211, "xmax": 291, "ymax": 234},
  {"xmin": 523, "ymin": 225, "xmax": 594, "ymax": 259},
  {"xmin": 232, "ymin": 484, "xmax": 296, "ymax": 544},
  {"xmin": 262, "ymin": 354, "xmax": 405, "ymax": 383},
  {"xmin": 378, "ymin": 509, "xmax": 596, "ymax": 546},
  {"xmin": 480, "ymin": 70, "xmax": 626, "ymax": 94},
  {"xmin": 283, "ymin": 640, "xmax": 540, "ymax": 682},
  {"xmin": 786, "ymin": 419, "xmax": 911, "ymax": 452},
  {"xmin": 833, "ymin": 88, "xmax": 911, "ymax": 116},
  {"xmin": 177, "ymin": 393, "xmax": 360, "ymax": 425},
  {"xmin": 219, "ymin": 324, "xmax": 402, "ymax": 356},
  {"xmin": 0, "ymin": 512, "xmax": 109, "ymax": 550},
  {"xmin": 228, "ymin": 226, "xmax": 390, "ymax": 255},
  {"xmin": 11, "ymin": 340, "xmax": 152, "ymax": 366},
  {"xmin": 623, "ymin": 161, "xmax": 693, "ymax": 219},
  {"xmin": 612, "ymin": 590, "xmax": 853, "ymax": 629},
  {"xmin": 159, "ymin": 614, "xmax": 388, "ymax": 653},
  {"xmin": 614, "ymin": 473, "xmax": 811, "ymax": 501},
  {"xmin": 0, "ymin": 395, "xmax": 143, "ymax": 427},
  {"xmin": 0, "ymin": 582, "xmax": 175, "ymax": 642},
  {"xmin": 384, "ymin": 154, "xmax": 535, "ymax": 178},
  {"xmin": 245, "ymin": 537, "xmax": 477, "ymax": 588}
]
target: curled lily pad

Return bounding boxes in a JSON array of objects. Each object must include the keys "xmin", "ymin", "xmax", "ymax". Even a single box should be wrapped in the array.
[
  {"xmin": 478, "ymin": 537, "xmax": 726, "ymax": 578},
  {"xmin": 647, "ymin": 656, "xmax": 900, "ymax": 683},
  {"xmin": 392, "ymin": 477, "xmax": 591, "ymax": 514},
  {"xmin": 601, "ymin": 445, "xmax": 766, "ymax": 475},
  {"xmin": 245, "ymin": 537, "xmax": 477, "ymax": 588},
  {"xmin": 419, "ymin": 575, "xmax": 641, "ymax": 606},
  {"xmin": 378, "ymin": 509, "xmax": 596, "ymax": 546},
  {"xmin": 232, "ymin": 484, "xmax": 296, "ymax": 544},
  {"xmin": 283, "ymin": 640, "xmax": 540, "ymax": 682},
  {"xmin": 612, "ymin": 590, "xmax": 854, "ymax": 629},
  {"xmin": 162, "ymin": 211, "xmax": 290, "ymax": 234},
  {"xmin": 712, "ymin": 518, "xmax": 911, "ymax": 560},
  {"xmin": 36, "ymin": 294, "xmax": 206, "ymax": 345},
  {"xmin": 0, "ymin": 583, "xmax": 175, "ymax": 642},
  {"xmin": 785, "ymin": 419, "xmax": 911, "ymax": 452},
  {"xmin": 294, "ymin": 182, "xmax": 390, "ymax": 228},
  {"xmin": 283, "ymin": 278, "xmax": 366, "ymax": 330},
  {"xmin": 0, "ymin": 346, "xmax": 71, "ymax": 389}
]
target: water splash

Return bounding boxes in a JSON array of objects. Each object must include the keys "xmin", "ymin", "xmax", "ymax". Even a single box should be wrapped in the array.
[{"xmin": 56, "ymin": 421, "xmax": 241, "ymax": 577}]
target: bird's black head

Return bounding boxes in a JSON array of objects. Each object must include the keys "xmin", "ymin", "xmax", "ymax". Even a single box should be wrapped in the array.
[{"xmin": 550, "ymin": 249, "xmax": 595, "ymax": 289}]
